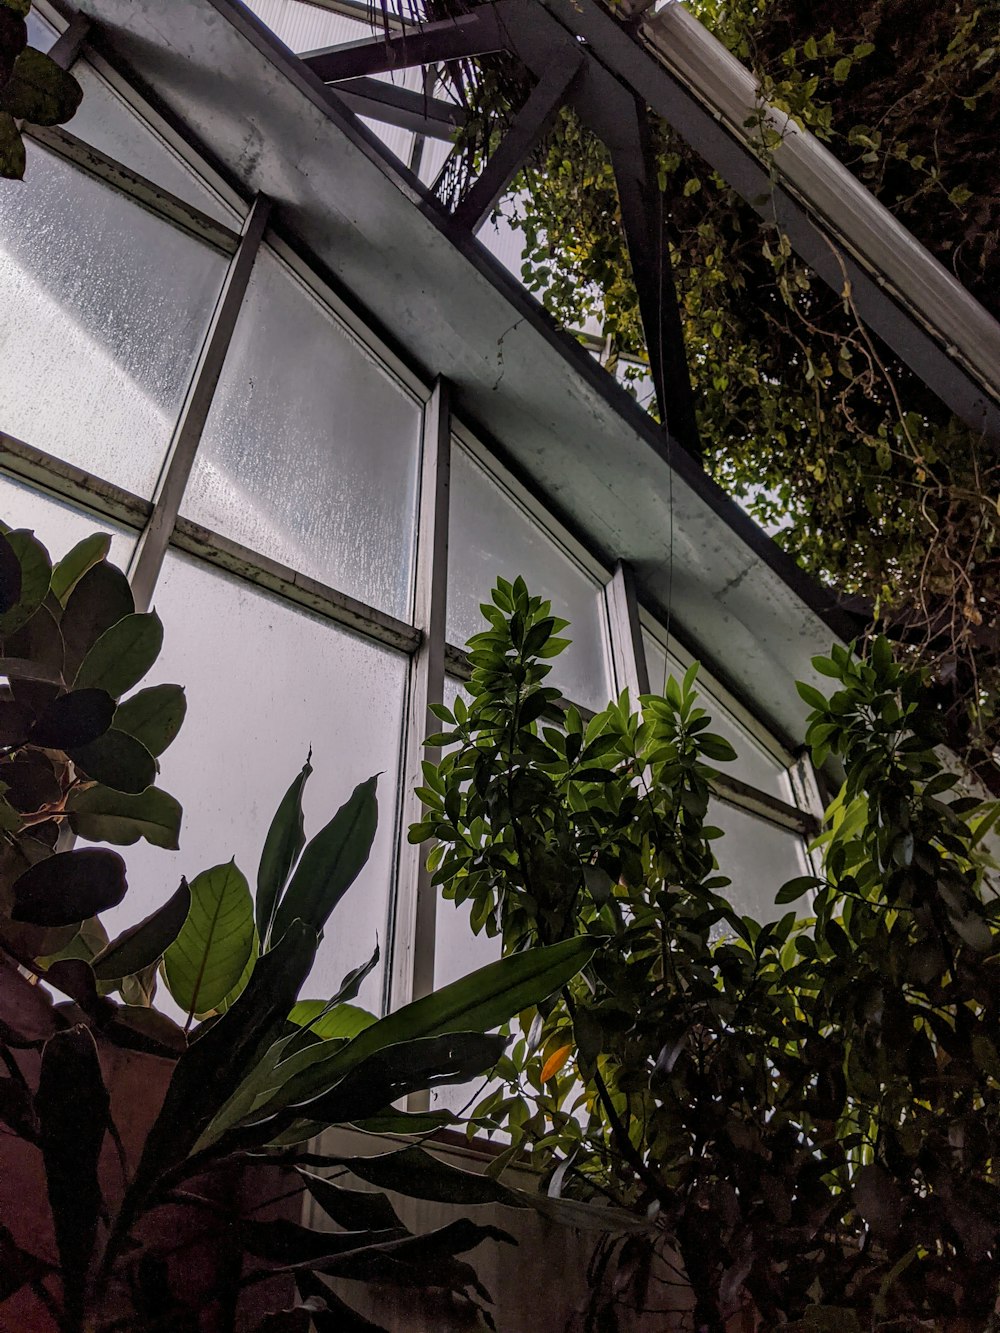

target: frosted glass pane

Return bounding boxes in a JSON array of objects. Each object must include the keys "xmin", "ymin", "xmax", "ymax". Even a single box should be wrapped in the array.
[
  {"xmin": 0, "ymin": 144, "xmax": 226, "ymax": 496},
  {"xmin": 184, "ymin": 250, "xmax": 421, "ymax": 619},
  {"xmin": 711, "ymin": 801, "xmax": 809, "ymax": 923},
  {"xmin": 448, "ymin": 447, "xmax": 611, "ymax": 711},
  {"xmin": 26, "ymin": 9, "xmax": 57, "ymax": 49},
  {"xmin": 643, "ymin": 630, "xmax": 790, "ymax": 799},
  {"xmin": 69, "ymin": 64, "xmax": 238, "ymax": 225},
  {"xmin": 0, "ymin": 472, "xmax": 135, "ymax": 569},
  {"xmin": 99, "ymin": 552, "xmax": 407, "ymax": 1012}
]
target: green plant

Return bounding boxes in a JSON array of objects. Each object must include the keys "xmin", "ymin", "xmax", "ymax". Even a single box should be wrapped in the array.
[
  {"xmin": 414, "ymin": 577, "xmax": 1000, "ymax": 1331},
  {"xmin": 0, "ymin": 534, "xmax": 598, "ymax": 1331},
  {"xmin": 0, "ymin": 0, "xmax": 82, "ymax": 178},
  {"xmin": 0, "ymin": 524, "xmax": 185, "ymax": 988}
]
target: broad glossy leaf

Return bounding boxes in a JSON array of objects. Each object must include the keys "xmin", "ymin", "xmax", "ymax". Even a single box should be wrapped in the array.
[
  {"xmin": 269, "ymin": 936, "xmax": 596, "ymax": 1110},
  {"xmin": 74, "ymin": 611, "xmax": 163, "ymax": 698},
  {"xmin": 271, "ymin": 774, "xmax": 378, "ymax": 943},
  {"xmin": 30, "ymin": 688, "xmax": 114, "ymax": 749},
  {"xmin": 12, "ymin": 848, "xmax": 127, "ymax": 926},
  {"xmin": 288, "ymin": 1000, "xmax": 376, "ymax": 1041},
  {"xmin": 162, "ymin": 861, "xmax": 255, "ymax": 1018},
  {"xmin": 36, "ymin": 1026, "xmax": 109, "ymax": 1326},
  {"xmin": 113, "ymin": 683, "xmax": 186, "ymax": 757},
  {"xmin": 3, "ymin": 602, "xmax": 63, "ymax": 681},
  {"xmin": 257, "ymin": 756, "xmax": 312, "ymax": 944},
  {"xmin": 60, "ymin": 561, "xmax": 134, "ymax": 679},
  {"xmin": 0, "ymin": 529, "xmax": 50, "ymax": 635},
  {"xmin": 67, "ymin": 782, "xmax": 182, "ymax": 849},
  {"xmin": 92, "ymin": 880, "xmax": 191, "ymax": 981},
  {"xmin": 215, "ymin": 928, "xmax": 259, "ymax": 1013},
  {"xmin": 69, "ymin": 729, "xmax": 156, "ymax": 794},
  {"xmin": 50, "ymin": 534, "xmax": 111, "ymax": 605},
  {"xmin": 0, "ymin": 47, "xmax": 82, "ymax": 124}
]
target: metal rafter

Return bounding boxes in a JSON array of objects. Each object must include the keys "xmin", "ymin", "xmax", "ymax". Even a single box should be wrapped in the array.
[
  {"xmin": 331, "ymin": 75, "xmax": 465, "ymax": 140},
  {"xmin": 300, "ymin": 7, "xmax": 515, "ymax": 82}
]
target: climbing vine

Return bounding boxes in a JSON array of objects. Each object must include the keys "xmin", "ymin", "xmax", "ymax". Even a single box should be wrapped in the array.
[{"xmin": 428, "ymin": 0, "xmax": 1000, "ymax": 788}]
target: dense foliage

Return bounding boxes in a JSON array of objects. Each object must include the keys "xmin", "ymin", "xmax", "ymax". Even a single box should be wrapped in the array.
[
  {"xmin": 0, "ymin": 530, "xmax": 596, "ymax": 1331},
  {"xmin": 429, "ymin": 0, "xmax": 1000, "ymax": 789},
  {"xmin": 414, "ymin": 578, "xmax": 1000, "ymax": 1330}
]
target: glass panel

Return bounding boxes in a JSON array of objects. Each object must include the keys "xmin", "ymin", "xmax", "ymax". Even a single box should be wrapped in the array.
[
  {"xmin": 710, "ymin": 801, "xmax": 810, "ymax": 923},
  {"xmin": 68, "ymin": 63, "xmax": 239, "ymax": 225},
  {"xmin": 26, "ymin": 8, "xmax": 57, "ymax": 49},
  {"xmin": 0, "ymin": 144, "xmax": 226, "ymax": 497},
  {"xmin": 183, "ymin": 249, "xmax": 421, "ymax": 621},
  {"xmin": 447, "ymin": 446, "xmax": 611, "ymax": 712},
  {"xmin": 643, "ymin": 631, "xmax": 791, "ymax": 800},
  {"xmin": 0, "ymin": 472, "xmax": 136, "ymax": 569},
  {"xmin": 98, "ymin": 552, "xmax": 407, "ymax": 1011}
]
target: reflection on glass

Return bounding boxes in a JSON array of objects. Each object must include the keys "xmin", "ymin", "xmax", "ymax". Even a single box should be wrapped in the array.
[
  {"xmin": 69, "ymin": 64, "xmax": 239, "ymax": 225},
  {"xmin": 0, "ymin": 472, "xmax": 136, "ymax": 569},
  {"xmin": 0, "ymin": 145, "xmax": 225, "ymax": 497},
  {"xmin": 643, "ymin": 630, "xmax": 791, "ymax": 799},
  {"xmin": 98, "ymin": 552, "xmax": 407, "ymax": 1012},
  {"xmin": 184, "ymin": 250, "xmax": 421, "ymax": 620},
  {"xmin": 710, "ymin": 800, "xmax": 810, "ymax": 923},
  {"xmin": 447, "ymin": 446, "xmax": 611, "ymax": 711}
]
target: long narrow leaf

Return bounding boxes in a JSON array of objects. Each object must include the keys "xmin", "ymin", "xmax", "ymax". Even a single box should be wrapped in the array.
[
  {"xmin": 297, "ymin": 1170, "xmax": 404, "ymax": 1234},
  {"xmin": 257, "ymin": 757, "xmax": 312, "ymax": 946},
  {"xmin": 270, "ymin": 775, "xmax": 378, "ymax": 944},
  {"xmin": 35, "ymin": 1026, "xmax": 110, "ymax": 1327}
]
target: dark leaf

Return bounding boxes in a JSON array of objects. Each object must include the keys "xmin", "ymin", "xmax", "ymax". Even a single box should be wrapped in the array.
[
  {"xmin": 36, "ymin": 1025, "xmax": 110, "ymax": 1326},
  {"xmin": 113, "ymin": 683, "xmax": 186, "ymax": 758},
  {"xmin": 92, "ymin": 880, "xmax": 191, "ymax": 980},
  {"xmin": 3, "ymin": 603, "xmax": 64, "ymax": 681},
  {"xmin": 0, "ymin": 1073, "xmax": 38, "ymax": 1140},
  {"xmin": 104, "ymin": 1005, "xmax": 187, "ymax": 1058},
  {"xmin": 295, "ymin": 1274, "xmax": 389, "ymax": 1333},
  {"xmin": 0, "ymin": 529, "xmax": 22, "ymax": 614},
  {"xmin": 60, "ymin": 561, "xmax": 134, "ymax": 680},
  {"xmin": 132, "ymin": 919, "xmax": 317, "ymax": 1192},
  {"xmin": 74, "ymin": 611, "xmax": 163, "ymax": 698},
  {"xmin": 0, "ymin": 7, "xmax": 27, "ymax": 85},
  {"xmin": 297, "ymin": 1169, "xmax": 404, "ymax": 1234},
  {"xmin": 271, "ymin": 774, "xmax": 378, "ymax": 944},
  {"xmin": 852, "ymin": 1163, "xmax": 904, "ymax": 1242},
  {"xmin": 69, "ymin": 729, "xmax": 156, "ymax": 794},
  {"xmin": 0, "ymin": 1224, "xmax": 52, "ymax": 1305},
  {"xmin": 299, "ymin": 1145, "xmax": 526, "ymax": 1209},
  {"xmin": 0, "ymin": 529, "xmax": 50, "ymax": 636},
  {"xmin": 0, "ymin": 47, "xmax": 82, "ymax": 124},
  {"xmin": 50, "ymin": 534, "xmax": 111, "ymax": 605},
  {"xmin": 12, "ymin": 848, "xmax": 127, "ymax": 926},
  {"xmin": 257, "ymin": 756, "xmax": 312, "ymax": 945},
  {"xmin": 237, "ymin": 1217, "xmax": 403, "ymax": 1264},
  {"xmin": 67, "ymin": 782, "xmax": 182, "ymax": 849},
  {"xmin": 43, "ymin": 958, "xmax": 113, "ymax": 1022},
  {"xmin": 329, "ymin": 941, "xmax": 379, "ymax": 1006},
  {"xmin": 31, "ymin": 688, "xmax": 114, "ymax": 749},
  {"xmin": 0, "ymin": 109, "xmax": 24, "ymax": 179}
]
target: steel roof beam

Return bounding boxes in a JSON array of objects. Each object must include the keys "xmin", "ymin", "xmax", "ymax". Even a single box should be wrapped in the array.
[
  {"xmin": 300, "ymin": 6, "xmax": 514, "ymax": 82},
  {"xmin": 332, "ymin": 75, "xmax": 465, "ymax": 139}
]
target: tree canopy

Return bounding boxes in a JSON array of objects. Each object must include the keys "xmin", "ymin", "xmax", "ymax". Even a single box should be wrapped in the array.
[{"xmin": 430, "ymin": 0, "xmax": 1000, "ymax": 788}]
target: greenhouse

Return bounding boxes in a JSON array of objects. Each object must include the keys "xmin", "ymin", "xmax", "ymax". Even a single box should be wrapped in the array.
[{"xmin": 0, "ymin": 0, "xmax": 998, "ymax": 1329}]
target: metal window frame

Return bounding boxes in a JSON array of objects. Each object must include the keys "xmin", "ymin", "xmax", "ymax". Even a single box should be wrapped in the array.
[{"xmin": 0, "ymin": 30, "xmax": 832, "ymax": 1011}]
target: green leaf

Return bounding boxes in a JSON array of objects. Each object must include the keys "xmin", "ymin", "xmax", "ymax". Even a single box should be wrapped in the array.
[
  {"xmin": 30, "ymin": 688, "xmax": 114, "ymax": 749},
  {"xmin": 113, "ymin": 684, "xmax": 186, "ymax": 757},
  {"xmin": 271, "ymin": 774, "xmax": 378, "ymax": 944},
  {"xmin": 0, "ymin": 108, "xmax": 24, "ymax": 178},
  {"xmin": 257, "ymin": 757, "xmax": 312, "ymax": 945},
  {"xmin": 215, "ymin": 930, "xmax": 259, "ymax": 1013},
  {"xmin": 74, "ymin": 611, "xmax": 163, "ymax": 698},
  {"xmin": 776, "ymin": 875, "xmax": 822, "ymax": 904},
  {"xmin": 36, "ymin": 1026, "xmax": 109, "ymax": 1328},
  {"xmin": 162, "ymin": 862, "xmax": 256, "ymax": 1018},
  {"xmin": 307, "ymin": 1145, "xmax": 527, "ymax": 1209},
  {"xmin": 297, "ymin": 1170, "xmax": 404, "ymax": 1234},
  {"xmin": 50, "ymin": 535, "xmax": 111, "ymax": 605},
  {"xmin": 0, "ymin": 529, "xmax": 51, "ymax": 636},
  {"xmin": 288, "ymin": 1001, "xmax": 376, "ymax": 1042},
  {"xmin": 832, "ymin": 55, "xmax": 853, "ymax": 81},
  {"xmin": 67, "ymin": 783, "xmax": 182, "ymax": 849},
  {"xmin": 60, "ymin": 561, "xmax": 134, "ymax": 680},
  {"xmin": 0, "ymin": 47, "xmax": 82, "ymax": 124},
  {"xmin": 0, "ymin": 528, "xmax": 22, "ymax": 613},
  {"xmin": 69, "ymin": 729, "xmax": 156, "ymax": 794},
  {"xmin": 268, "ymin": 936, "xmax": 596, "ymax": 1111},
  {"xmin": 12, "ymin": 848, "xmax": 127, "ymax": 926},
  {"xmin": 134, "ymin": 919, "xmax": 317, "ymax": 1191},
  {"xmin": 796, "ymin": 681, "xmax": 828, "ymax": 711},
  {"xmin": 91, "ymin": 881, "xmax": 191, "ymax": 981}
]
